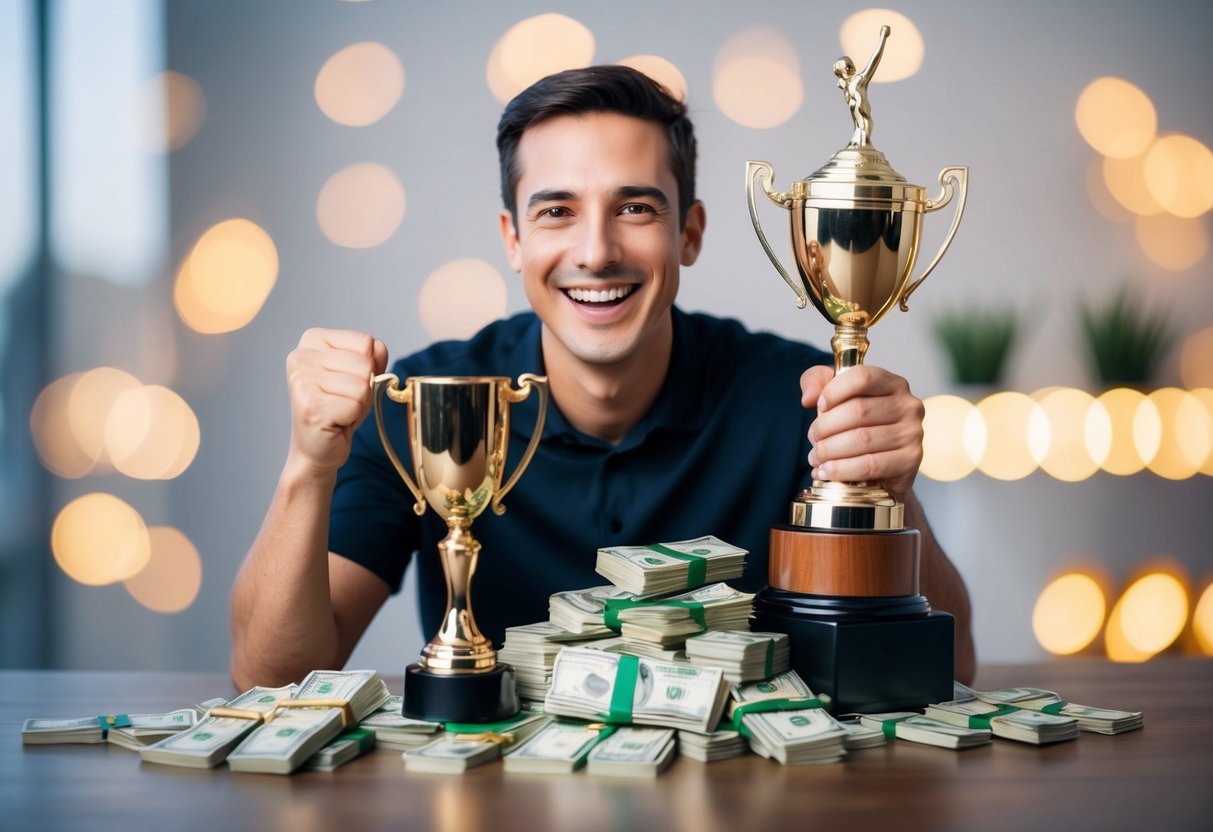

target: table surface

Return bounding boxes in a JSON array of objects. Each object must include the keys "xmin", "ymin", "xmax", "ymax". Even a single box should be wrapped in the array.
[{"xmin": 2, "ymin": 659, "xmax": 1210, "ymax": 832}]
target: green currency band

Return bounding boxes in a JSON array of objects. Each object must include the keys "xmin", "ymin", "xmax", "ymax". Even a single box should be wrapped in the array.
[
  {"xmin": 599, "ymin": 654, "xmax": 640, "ymax": 724},
  {"xmin": 602, "ymin": 597, "xmax": 708, "ymax": 631},
  {"xmin": 881, "ymin": 715, "xmax": 912, "ymax": 740},
  {"xmin": 646, "ymin": 543, "xmax": 708, "ymax": 588},
  {"xmin": 1041, "ymin": 701, "xmax": 1069, "ymax": 715},
  {"xmin": 730, "ymin": 697, "xmax": 823, "ymax": 738},
  {"xmin": 966, "ymin": 704, "xmax": 1019, "ymax": 729},
  {"xmin": 445, "ymin": 713, "xmax": 535, "ymax": 734},
  {"xmin": 96, "ymin": 714, "xmax": 131, "ymax": 739},
  {"xmin": 764, "ymin": 639, "xmax": 774, "ymax": 678},
  {"xmin": 338, "ymin": 726, "xmax": 376, "ymax": 752},
  {"xmin": 573, "ymin": 725, "xmax": 619, "ymax": 770}
]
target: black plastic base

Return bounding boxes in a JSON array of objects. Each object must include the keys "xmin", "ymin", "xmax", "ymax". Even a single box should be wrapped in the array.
[
  {"xmin": 402, "ymin": 663, "xmax": 520, "ymax": 723},
  {"xmin": 753, "ymin": 587, "xmax": 954, "ymax": 714}
]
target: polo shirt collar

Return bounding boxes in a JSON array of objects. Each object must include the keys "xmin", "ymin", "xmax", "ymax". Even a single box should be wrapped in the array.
[{"xmin": 508, "ymin": 306, "xmax": 707, "ymax": 451}]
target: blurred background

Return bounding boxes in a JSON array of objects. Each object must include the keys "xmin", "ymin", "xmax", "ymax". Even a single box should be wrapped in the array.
[{"xmin": 2, "ymin": 0, "xmax": 1211, "ymax": 675}]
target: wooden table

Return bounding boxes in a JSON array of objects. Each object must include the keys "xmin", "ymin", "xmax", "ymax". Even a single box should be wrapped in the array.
[{"xmin": 2, "ymin": 659, "xmax": 1210, "ymax": 831}]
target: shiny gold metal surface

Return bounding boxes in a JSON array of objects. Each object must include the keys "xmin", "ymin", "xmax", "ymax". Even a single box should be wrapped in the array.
[
  {"xmin": 372, "ymin": 373, "xmax": 548, "ymax": 674},
  {"xmin": 745, "ymin": 25, "xmax": 968, "ymax": 532}
]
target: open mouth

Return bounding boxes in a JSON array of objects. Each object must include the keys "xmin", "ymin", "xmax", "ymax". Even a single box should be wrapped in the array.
[{"xmin": 563, "ymin": 285, "xmax": 637, "ymax": 307}]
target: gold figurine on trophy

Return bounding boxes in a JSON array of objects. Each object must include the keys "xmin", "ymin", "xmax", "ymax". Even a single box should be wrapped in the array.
[
  {"xmin": 747, "ymin": 26, "xmax": 968, "ymax": 712},
  {"xmin": 372, "ymin": 373, "xmax": 548, "ymax": 722}
]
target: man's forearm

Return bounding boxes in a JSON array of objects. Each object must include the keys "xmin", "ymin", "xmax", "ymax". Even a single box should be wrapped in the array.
[
  {"xmin": 229, "ymin": 459, "xmax": 342, "ymax": 689},
  {"xmin": 905, "ymin": 490, "xmax": 976, "ymax": 684}
]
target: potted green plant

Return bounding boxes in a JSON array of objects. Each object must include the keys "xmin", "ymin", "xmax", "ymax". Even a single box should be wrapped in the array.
[
  {"xmin": 930, "ymin": 304, "xmax": 1020, "ymax": 388},
  {"xmin": 1078, "ymin": 287, "xmax": 1174, "ymax": 388}
]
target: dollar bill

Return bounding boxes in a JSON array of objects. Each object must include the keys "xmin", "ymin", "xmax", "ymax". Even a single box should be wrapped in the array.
[
  {"xmin": 685, "ymin": 630, "xmax": 790, "ymax": 683},
  {"xmin": 586, "ymin": 727, "xmax": 677, "ymax": 777},
  {"xmin": 502, "ymin": 720, "xmax": 611, "ymax": 774},
  {"xmin": 961, "ymin": 684, "xmax": 1143, "ymax": 734},
  {"xmin": 925, "ymin": 697, "xmax": 1079, "ymax": 744},
  {"xmin": 22, "ymin": 709, "xmax": 196, "ymax": 749},
  {"xmin": 595, "ymin": 535, "xmax": 747, "ymax": 595},
  {"xmin": 730, "ymin": 671, "xmax": 847, "ymax": 765},
  {"xmin": 859, "ymin": 712, "xmax": 992, "ymax": 749},
  {"xmin": 677, "ymin": 725, "xmax": 749, "ymax": 762},
  {"xmin": 140, "ymin": 685, "xmax": 298, "ymax": 768},
  {"xmin": 358, "ymin": 695, "xmax": 442, "ymax": 750},
  {"xmin": 405, "ymin": 713, "xmax": 550, "ymax": 774},
  {"xmin": 549, "ymin": 585, "xmax": 634, "ymax": 635},
  {"xmin": 303, "ymin": 727, "xmax": 376, "ymax": 772}
]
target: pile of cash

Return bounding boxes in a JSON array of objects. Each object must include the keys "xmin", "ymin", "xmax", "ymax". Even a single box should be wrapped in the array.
[
  {"xmin": 685, "ymin": 631, "xmax": 790, "ymax": 683},
  {"xmin": 227, "ymin": 670, "xmax": 390, "ymax": 774},
  {"xmin": 611, "ymin": 583, "xmax": 756, "ymax": 644},
  {"xmin": 677, "ymin": 726, "xmax": 749, "ymax": 762},
  {"xmin": 359, "ymin": 695, "xmax": 443, "ymax": 749},
  {"xmin": 544, "ymin": 647, "xmax": 729, "ymax": 734},
  {"xmin": 957, "ymin": 684, "xmax": 1143, "ymax": 734},
  {"xmin": 403, "ymin": 713, "xmax": 549, "ymax": 774},
  {"xmin": 595, "ymin": 535, "xmax": 747, "ymax": 595},
  {"xmin": 731, "ymin": 671, "xmax": 847, "ymax": 765},
  {"xmin": 858, "ymin": 712, "xmax": 992, "ymax": 749},
  {"xmin": 22, "ymin": 709, "xmax": 196, "ymax": 750},
  {"xmin": 141, "ymin": 684, "xmax": 298, "ymax": 768},
  {"xmin": 549, "ymin": 585, "xmax": 634, "ymax": 635},
  {"xmin": 586, "ymin": 727, "xmax": 677, "ymax": 777},
  {"xmin": 498, "ymin": 621, "xmax": 611, "ymax": 701},
  {"xmin": 924, "ymin": 697, "xmax": 1079, "ymax": 744}
]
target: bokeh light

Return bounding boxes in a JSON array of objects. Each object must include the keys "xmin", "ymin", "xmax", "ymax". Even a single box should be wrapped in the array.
[
  {"xmin": 713, "ymin": 27, "xmax": 803, "ymax": 129},
  {"xmin": 1102, "ymin": 152, "xmax": 1163, "ymax": 216},
  {"xmin": 1189, "ymin": 388, "xmax": 1213, "ymax": 475},
  {"xmin": 315, "ymin": 162, "xmax": 405, "ymax": 249},
  {"xmin": 314, "ymin": 41, "xmax": 405, "ymax": 127},
  {"xmin": 105, "ymin": 385, "xmax": 201, "ymax": 480},
  {"xmin": 418, "ymin": 259, "xmax": 508, "ymax": 341},
  {"xmin": 68, "ymin": 367, "xmax": 143, "ymax": 473},
  {"xmin": 1106, "ymin": 572, "xmax": 1188, "ymax": 661},
  {"xmin": 1193, "ymin": 581, "xmax": 1213, "ymax": 656},
  {"xmin": 1086, "ymin": 157, "xmax": 1133, "ymax": 222},
  {"xmin": 1143, "ymin": 134, "xmax": 1213, "ymax": 218},
  {"xmin": 31, "ymin": 372, "xmax": 94, "ymax": 478},
  {"xmin": 129, "ymin": 70, "xmax": 206, "ymax": 153},
  {"xmin": 124, "ymin": 526, "xmax": 203, "ymax": 613},
  {"xmin": 1075, "ymin": 77, "xmax": 1157, "ymax": 159},
  {"xmin": 617, "ymin": 55, "xmax": 687, "ymax": 101},
  {"xmin": 1142, "ymin": 388, "xmax": 1212, "ymax": 479},
  {"xmin": 174, "ymin": 218, "xmax": 279, "ymax": 334},
  {"xmin": 974, "ymin": 392, "xmax": 1041, "ymax": 480},
  {"xmin": 51, "ymin": 493, "xmax": 150, "ymax": 585},
  {"xmin": 1180, "ymin": 327, "xmax": 1213, "ymax": 389},
  {"xmin": 1033, "ymin": 572, "xmax": 1107, "ymax": 655},
  {"xmin": 838, "ymin": 9, "xmax": 924, "ymax": 83},
  {"xmin": 1096, "ymin": 388, "xmax": 1151, "ymax": 475},
  {"xmin": 1134, "ymin": 213, "xmax": 1208, "ymax": 271},
  {"xmin": 920, "ymin": 395, "xmax": 979, "ymax": 481},
  {"xmin": 1034, "ymin": 387, "xmax": 1105, "ymax": 481},
  {"xmin": 486, "ymin": 14, "xmax": 595, "ymax": 105}
]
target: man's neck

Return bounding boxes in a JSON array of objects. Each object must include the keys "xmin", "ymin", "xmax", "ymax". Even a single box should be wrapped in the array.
[{"xmin": 540, "ymin": 321, "xmax": 673, "ymax": 445}]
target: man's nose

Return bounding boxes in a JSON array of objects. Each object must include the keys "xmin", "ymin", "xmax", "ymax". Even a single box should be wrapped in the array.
[{"xmin": 573, "ymin": 213, "xmax": 622, "ymax": 274}]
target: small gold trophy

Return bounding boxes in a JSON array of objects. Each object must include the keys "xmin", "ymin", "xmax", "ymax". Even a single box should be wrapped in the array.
[
  {"xmin": 746, "ymin": 26, "xmax": 967, "ymax": 712},
  {"xmin": 372, "ymin": 373, "xmax": 548, "ymax": 722}
]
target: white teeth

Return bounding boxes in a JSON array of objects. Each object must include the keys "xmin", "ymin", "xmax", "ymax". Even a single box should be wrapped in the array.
[{"xmin": 566, "ymin": 286, "xmax": 635, "ymax": 303}]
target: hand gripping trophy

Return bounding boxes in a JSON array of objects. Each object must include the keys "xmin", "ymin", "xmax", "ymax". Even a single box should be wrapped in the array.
[{"xmin": 745, "ymin": 27, "xmax": 968, "ymax": 712}]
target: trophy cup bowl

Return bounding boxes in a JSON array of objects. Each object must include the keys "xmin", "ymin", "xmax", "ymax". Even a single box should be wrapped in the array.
[
  {"xmin": 745, "ymin": 25, "xmax": 968, "ymax": 712},
  {"xmin": 372, "ymin": 373, "xmax": 548, "ymax": 722}
]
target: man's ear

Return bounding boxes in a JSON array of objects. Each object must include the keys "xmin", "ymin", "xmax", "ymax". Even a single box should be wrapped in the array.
[
  {"xmin": 499, "ymin": 210, "xmax": 522, "ymax": 272},
  {"xmin": 679, "ymin": 201, "xmax": 706, "ymax": 267}
]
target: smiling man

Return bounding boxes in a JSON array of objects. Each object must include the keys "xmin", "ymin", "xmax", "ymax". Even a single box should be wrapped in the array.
[{"xmin": 229, "ymin": 66, "xmax": 974, "ymax": 691}]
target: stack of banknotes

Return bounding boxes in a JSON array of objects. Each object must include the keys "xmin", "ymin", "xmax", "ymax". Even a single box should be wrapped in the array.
[
  {"xmin": 402, "ymin": 713, "xmax": 549, "ymax": 774},
  {"xmin": 594, "ymin": 535, "xmax": 747, "ymax": 595},
  {"xmin": 685, "ymin": 630, "xmax": 790, "ymax": 683},
  {"xmin": 21, "ymin": 709, "xmax": 197, "ymax": 750},
  {"xmin": 498, "ymin": 621, "xmax": 612, "ymax": 701},
  {"xmin": 954, "ymin": 683, "xmax": 1143, "ymax": 734},
  {"xmin": 730, "ymin": 671, "xmax": 848, "ymax": 765},
  {"xmin": 858, "ymin": 713, "xmax": 992, "ymax": 749}
]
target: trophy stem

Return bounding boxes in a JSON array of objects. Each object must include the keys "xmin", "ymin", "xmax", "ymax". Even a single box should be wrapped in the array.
[
  {"xmin": 831, "ymin": 322, "xmax": 870, "ymax": 375},
  {"xmin": 421, "ymin": 511, "xmax": 497, "ymax": 674}
]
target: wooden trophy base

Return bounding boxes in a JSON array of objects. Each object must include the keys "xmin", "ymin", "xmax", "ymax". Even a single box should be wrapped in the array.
[
  {"xmin": 402, "ymin": 663, "xmax": 520, "ymax": 723},
  {"xmin": 758, "ymin": 524, "xmax": 954, "ymax": 713}
]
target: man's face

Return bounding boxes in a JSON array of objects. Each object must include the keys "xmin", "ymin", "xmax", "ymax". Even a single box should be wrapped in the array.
[{"xmin": 499, "ymin": 112, "xmax": 704, "ymax": 368}]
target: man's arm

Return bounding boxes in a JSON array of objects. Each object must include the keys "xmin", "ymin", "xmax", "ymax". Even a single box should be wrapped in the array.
[
  {"xmin": 229, "ymin": 329, "xmax": 389, "ymax": 690},
  {"xmin": 800, "ymin": 363, "xmax": 977, "ymax": 683}
]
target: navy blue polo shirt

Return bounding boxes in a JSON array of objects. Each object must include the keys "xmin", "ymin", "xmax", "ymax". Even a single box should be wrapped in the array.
[{"xmin": 330, "ymin": 307, "xmax": 830, "ymax": 645}]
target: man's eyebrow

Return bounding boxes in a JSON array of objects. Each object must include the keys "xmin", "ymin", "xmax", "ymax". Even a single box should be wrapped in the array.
[
  {"xmin": 617, "ymin": 185, "xmax": 670, "ymax": 206},
  {"xmin": 525, "ymin": 189, "xmax": 575, "ymax": 210}
]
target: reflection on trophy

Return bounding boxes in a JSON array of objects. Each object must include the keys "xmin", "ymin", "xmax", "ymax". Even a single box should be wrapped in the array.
[
  {"xmin": 372, "ymin": 373, "xmax": 548, "ymax": 722},
  {"xmin": 746, "ymin": 26, "xmax": 968, "ymax": 712}
]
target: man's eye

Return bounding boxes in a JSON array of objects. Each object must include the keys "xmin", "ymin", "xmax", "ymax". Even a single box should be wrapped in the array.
[
  {"xmin": 621, "ymin": 204, "xmax": 654, "ymax": 215},
  {"xmin": 539, "ymin": 206, "xmax": 569, "ymax": 219}
]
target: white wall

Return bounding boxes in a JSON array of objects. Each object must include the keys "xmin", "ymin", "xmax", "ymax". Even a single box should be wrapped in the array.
[{"xmin": 48, "ymin": 0, "xmax": 1213, "ymax": 672}]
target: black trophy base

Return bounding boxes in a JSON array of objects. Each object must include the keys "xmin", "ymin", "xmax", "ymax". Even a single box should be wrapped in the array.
[
  {"xmin": 402, "ymin": 662, "xmax": 520, "ymax": 723},
  {"xmin": 753, "ymin": 588, "xmax": 954, "ymax": 714}
]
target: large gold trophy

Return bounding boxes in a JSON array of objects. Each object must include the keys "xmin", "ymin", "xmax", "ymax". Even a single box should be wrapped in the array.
[
  {"xmin": 746, "ymin": 26, "xmax": 967, "ymax": 712},
  {"xmin": 372, "ymin": 373, "xmax": 547, "ymax": 722}
]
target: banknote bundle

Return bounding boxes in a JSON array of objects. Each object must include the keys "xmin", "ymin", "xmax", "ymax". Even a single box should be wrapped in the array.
[
  {"xmin": 503, "ymin": 720, "xmax": 616, "ymax": 774},
  {"xmin": 958, "ymin": 684, "xmax": 1143, "ymax": 734},
  {"xmin": 677, "ymin": 725, "xmax": 749, "ymax": 762},
  {"xmin": 586, "ymin": 727, "xmax": 677, "ymax": 777},
  {"xmin": 226, "ymin": 670, "xmax": 391, "ymax": 774},
  {"xmin": 302, "ymin": 727, "xmax": 376, "ymax": 771},
  {"xmin": 924, "ymin": 697, "xmax": 1079, "ymax": 744},
  {"xmin": 730, "ymin": 671, "xmax": 847, "ymax": 765},
  {"xmin": 141, "ymin": 685, "xmax": 298, "ymax": 768},
  {"xmin": 498, "ymin": 621, "xmax": 613, "ymax": 701},
  {"xmin": 22, "ymin": 709, "xmax": 196, "ymax": 750},
  {"xmin": 549, "ymin": 585, "xmax": 634, "ymax": 635},
  {"xmin": 358, "ymin": 695, "xmax": 443, "ymax": 749},
  {"xmin": 545, "ymin": 647, "xmax": 729, "ymax": 734},
  {"xmin": 585, "ymin": 635, "xmax": 687, "ymax": 663},
  {"xmin": 685, "ymin": 630, "xmax": 790, "ymax": 683},
  {"xmin": 609, "ymin": 583, "xmax": 756, "ymax": 645},
  {"xmin": 837, "ymin": 718, "xmax": 887, "ymax": 750},
  {"xmin": 595, "ymin": 535, "xmax": 747, "ymax": 595},
  {"xmin": 403, "ymin": 713, "xmax": 550, "ymax": 774},
  {"xmin": 858, "ymin": 712, "xmax": 992, "ymax": 749}
]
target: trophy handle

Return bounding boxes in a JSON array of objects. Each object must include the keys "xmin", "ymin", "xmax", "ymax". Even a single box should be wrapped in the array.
[
  {"xmin": 746, "ymin": 160, "xmax": 809, "ymax": 310},
  {"xmin": 370, "ymin": 372, "xmax": 427, "ymax": 516},
  {"xmin": 491, "ymin": 373, "xmax": 548, "ymax": 516},
  {"xmin": 900, "ymin": 165, "xmax": 969, "ymax": 312}
]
